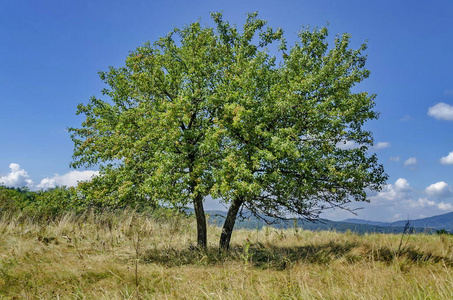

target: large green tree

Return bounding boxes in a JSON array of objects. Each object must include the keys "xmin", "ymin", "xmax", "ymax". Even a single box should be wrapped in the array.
[{"xmin": 70, "ymin": 12, "xmax": 387, "ymax": 250}]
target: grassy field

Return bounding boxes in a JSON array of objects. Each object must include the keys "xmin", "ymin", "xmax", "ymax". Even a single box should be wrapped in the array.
[{"xmin": 0, "ymin": 210, "xmax": 451, "ymax": 299}]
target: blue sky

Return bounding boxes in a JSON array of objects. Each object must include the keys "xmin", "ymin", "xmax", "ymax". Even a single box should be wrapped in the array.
[{"xmin": 1, "ymin": 0, "xmax": 452, "ymax": 221}]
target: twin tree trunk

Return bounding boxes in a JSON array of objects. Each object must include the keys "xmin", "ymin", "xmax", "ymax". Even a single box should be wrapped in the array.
[{"xmin": 192, "ymin": 194, "xmax": 244, "ymax": 250}]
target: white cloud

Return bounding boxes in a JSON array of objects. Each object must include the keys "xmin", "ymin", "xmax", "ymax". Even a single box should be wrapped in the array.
[
  {"xmin": 1, "ymin": 163, "xmax": 99, "ymax": 190},
  {"xmin": 327, "ymin": 177, "xmax": 453, "ymax": 221},
  {"xmin": 425, "ymin": 181, "xmax": 452, "ymax": 198},
  {"xmin": 347, "ymin": 177, "xmax": 453, "ymax": 221},
  {"xmin": 428, "ymin": 102, "xmax": 453, "ymax": 121},
  {"xmin": 370, "ymin": 185, "xmax": 397, "ymax": 202},
  {"xmin": 403, "ymin": 157, "xmax": 417, "ymax": 166},
  {"xmin": 336, "ymin": 140, "xmax": 357, "ymax": 150},
  {"xmin": 37, "ymin": 178, "xmax": 57, "ymax": 190},
  {"xmin": 372, "ymin": 142, "xmax": 390, "ymax": 150},
  {"xmin": 440, "ymin": 151, "xmax": 453, "ymax": 165},
  {"xmin": 389, "ymin": 156, "xmax": 400, "ymax": 162},
  {"xmin": 336, "ymin": 141, "xmax": 389, "ymax": 151},
  {"xmin": 37, "ymin": 170, "xmax": 99, "ymax": 189},
  {"xmin": 410, "ymin": 198, "xmax": 453, "ymax": 211},
  {"xmin": 414, "ymin": 198, "xmax": 436, "ymax": 208},
  {"xmin": 0, "ymin": 163, "xmax": 34, "ymax": 188},
  {"xmin": 369, "ymin": 178, "xmax": 411, "ymax": 204},
  {"xmin": 438, "ymin": 202, "xmax": 453, "ymax": 211},
  {"xmin": 394, "ymin": 178, "xmax": 412, "ymax": 192}
]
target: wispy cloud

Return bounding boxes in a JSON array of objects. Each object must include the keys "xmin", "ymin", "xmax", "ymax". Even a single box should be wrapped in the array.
[
  {"xmin": 389, "ymin": 156, "xmax": 400, "ymax": 162},
  {"xmin": 372, "ymin": 142, "xmax": 390, "ymax": 150},
  {"xmin": 400, "ymin": 115, "xmax": 413, "ymax": 121},
  {"xmin": 440, "ymin": 151, "xmax": 453, "ymax": 165},
  {"xmin": 403, "ymin": 157, "xmax": 417, "ymax": 167},
  {"xmin": 444, "ymin": 89, "xmax": 453, "ymax": 97},
  {"xmin": 428, "ymin": 102, "xmax": 453, "ymax": 121}
]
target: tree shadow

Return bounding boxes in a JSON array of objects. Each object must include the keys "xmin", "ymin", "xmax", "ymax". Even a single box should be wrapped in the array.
[
  {"xmin": 143, "ymin": 241, "xmax": 357, "ymax": 270},
  {"xmin": 143, "ymin": 240, "xmax": 453, "ymax": 270},
  {"xmin": 249, "ymin": 241, "xmax": 356, "ymax": 269},
  {"xmin": 368, "ymin": 246, "xmax": 453, "ymax": 267}
]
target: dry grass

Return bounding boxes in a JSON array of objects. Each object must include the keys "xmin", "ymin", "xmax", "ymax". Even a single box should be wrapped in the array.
[{"xmin": 0, "ymin": 210, "xmax": 452, "ymax": 299}]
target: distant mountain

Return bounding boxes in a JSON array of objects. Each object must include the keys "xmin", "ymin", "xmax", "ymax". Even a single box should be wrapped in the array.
[
  {"xmin": 205, "ymin": 210, "xmax": 437, "ymax": 234},
  {"xmin": 341, "ymin": 211, "xmax": 453, "ymax": 233},
  {"xmin": 390, "ymin": 211, "xmax": 453, "ymax": 232},
  {"xmin": 341, "ymin": 218, "xmax": 391, "ymax": 227}
]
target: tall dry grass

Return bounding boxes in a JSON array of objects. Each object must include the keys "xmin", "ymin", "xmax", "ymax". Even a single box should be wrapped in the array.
[{"xmin": 0, "ymin": 210, "xmax": 451, "ymax": 299}]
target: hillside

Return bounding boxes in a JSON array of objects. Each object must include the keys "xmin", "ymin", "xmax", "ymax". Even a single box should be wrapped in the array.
[
  {"xmin": 206, "ymin": 211, "xmax": 436, "ymax": 234},
  {"xmin": 342, "ymin": 211, "xmax": 453, "ymax": 233},
  {"xmin": 341, "ymin": 218, "xmax": 391, "ymax": 227},
  {"xmin": 390, "ymin": 211, "xmax": 453, "ymax": 231}
]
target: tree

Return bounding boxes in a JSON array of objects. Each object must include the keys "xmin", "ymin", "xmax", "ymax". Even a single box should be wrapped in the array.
[
  {"xmin": 211, "ymin": 19, "xmax": 388, "ymax": 249},
  {"xmin": 69, "ymin": 12, "xmax": 387, "ymax": 250}
]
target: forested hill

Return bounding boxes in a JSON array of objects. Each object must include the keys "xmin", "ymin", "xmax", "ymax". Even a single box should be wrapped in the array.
[
  {"xmin": 207, "ymin": 210, "xmax": 453, "ymax": 234},
  {"xmin": 342, "ymin": 211, "xmax": 453, "ymax": 233}
]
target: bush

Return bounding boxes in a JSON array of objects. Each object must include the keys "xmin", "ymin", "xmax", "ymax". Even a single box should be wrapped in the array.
[
  {"xmin": 0, "ymin": 186, "xmax": 34, "ymax": 212},
  {"xmin": 436, "ymin": 229, "xmax": 452, "ymax": 235},
  {"xmin": 0, "ymin": 185, "xmax": 178, "ymax": 222}
]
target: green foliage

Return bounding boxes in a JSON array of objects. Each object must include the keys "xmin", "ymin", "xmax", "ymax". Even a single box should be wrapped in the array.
[
  {"xmin": 0, "ymin": 186, "xmax": 79, "ymax": 220},
  {"xmin": 25, "ymin": 186, "xmax": 78, "ymax": 217},
  {"xmin": 0, "ymin": 186, "xmax": 34, "ymax": 212},
  {"xmin": 0, "ymin": 185, "xmax": 179, "ymax": 222},
  {"xmin": 69, "ymin": 12, "xmax": 387, "ymax": 248},
  {"xmin": 211, "ymin": 17, "xmax": 387, "ymax": 220}
]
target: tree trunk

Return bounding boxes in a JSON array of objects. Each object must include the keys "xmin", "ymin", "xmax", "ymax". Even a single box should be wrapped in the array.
[
  {"xmin": 193, "ymin": 193, "xmax": 207, "ymax": 248},
  {"xmin": 219, "ymin": 197, "xmax": 244, "ymax": 251}
]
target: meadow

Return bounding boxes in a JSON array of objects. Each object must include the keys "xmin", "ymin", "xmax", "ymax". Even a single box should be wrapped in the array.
[{"xmin": 0, "ymin": 209, "xmax": 452, "ymax": 299}]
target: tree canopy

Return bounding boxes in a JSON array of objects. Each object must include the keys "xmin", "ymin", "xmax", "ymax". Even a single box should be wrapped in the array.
[{"xmin": 69, "ymin": 12, "xmax": 387, "ymax": 249}]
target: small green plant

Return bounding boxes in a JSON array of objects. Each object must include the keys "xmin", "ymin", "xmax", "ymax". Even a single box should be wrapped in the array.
[{"xmin": 241, "ymin": 238, "xmax": 252, "ymax": 265}]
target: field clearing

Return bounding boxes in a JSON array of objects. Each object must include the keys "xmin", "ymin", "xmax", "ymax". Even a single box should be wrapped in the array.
[{"xmin": 0, "ymin": 210, "xmax": 452, "ymax": 299}]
